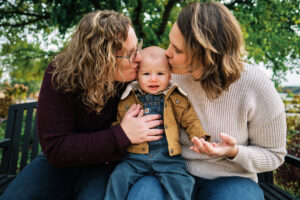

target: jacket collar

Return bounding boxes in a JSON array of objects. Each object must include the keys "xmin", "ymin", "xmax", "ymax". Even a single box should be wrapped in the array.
[{"xmin": 121, "ymin": 81, "xmax": 187, "ymax": 100}]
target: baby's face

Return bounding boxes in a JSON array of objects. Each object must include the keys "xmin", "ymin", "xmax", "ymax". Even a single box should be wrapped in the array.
[{"xmin": 138, "ymin": 60, "xmax": 171, "ymax": 95}]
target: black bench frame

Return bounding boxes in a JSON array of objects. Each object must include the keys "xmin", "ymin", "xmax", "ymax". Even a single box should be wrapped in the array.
[
  {"xmin": 0, "ymin": 102, "xmax": 299, "ymax": 199},
  {"xmin": 258, "ymin": 154, "xmax": 299, "ymax": 200},
  {"xmin": 0, "ymin": 102, "xmax": 39, "ymax": 194}
]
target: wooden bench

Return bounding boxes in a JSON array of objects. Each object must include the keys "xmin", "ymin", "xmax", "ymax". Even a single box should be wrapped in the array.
[
  {"xmin": 0, "ymin": 102, "xmax": 299, "ymax": 199},
  {"xmin": 258, "ymin": 154, "xmax": 299, "ymax": 200},
  {"xmin": 0, "ymin": 102, "xmax": 39, "ymax": 194}
]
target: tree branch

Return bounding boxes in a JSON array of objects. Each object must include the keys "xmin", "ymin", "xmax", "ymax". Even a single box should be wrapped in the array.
[
  {"xmin": 132, "ymin": 0, "xmax": 143, "ymax": 38},
  {"xmin": 1, "ymin": 0, "xmax": 51, "ymax": 21},
  {"xmin": 0, "ymin": 9, "xmax": 50, "ymax": 18},
  {"xmin": 91, "ymin": 0, "xmax": 101, "ymax": 10},
  {"xmin": 0, "ymin": 17, "xmax": 46, "ymax": 27},
  {"xmin": 156, "ymin": 0, "xmax": 179, "ymax": 37}
]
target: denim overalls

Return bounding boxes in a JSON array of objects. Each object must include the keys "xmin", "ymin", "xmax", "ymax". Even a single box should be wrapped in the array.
[{"xmin": 104, "ymin": 92, "xmax": 195, "ymax": 200}]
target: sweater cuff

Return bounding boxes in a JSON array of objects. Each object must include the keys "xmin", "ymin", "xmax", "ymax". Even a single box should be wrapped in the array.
[
  {"xmin": 111, "ymin": 124, "xmax": 131, "ymax": 153},
  {"xmin": 225, "ymin": 145, "xmax": 248, "ymax": 167}
]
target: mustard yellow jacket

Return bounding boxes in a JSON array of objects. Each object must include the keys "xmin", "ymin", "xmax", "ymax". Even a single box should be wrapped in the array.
[{"xmin": 115, "ymin": 81, "xmax": 210, "ymax": 156}]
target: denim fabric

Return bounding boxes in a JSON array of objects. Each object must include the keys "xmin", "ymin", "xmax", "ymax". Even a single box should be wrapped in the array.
[
  {"xmin": 192, "ymin": 176, "xmax": 264, "ymax": 200},
  {"xmin": 104, "ymin": 93, "xmax": 195, "ymax": 200},
  {"xmin": 138, "ymin": 93, "xmax": 165, "ymax": 147},
  {"xmin": 127, "ymin": 175, "xmax": 167, "ymax": 200},
  {"xmin": 138, "ymin": 92, "xmax": 165, "ymax": 129},
  {"xmin": 0, "ymin": 154, "xmax": 115, "ymax": 200},
  {"xmin": 127, "ymin": 175, "xmax": 265, "ymax": 200},
  {"xmin": 104, "ymin": 139, "xmax": 194, "ymax": 200}
]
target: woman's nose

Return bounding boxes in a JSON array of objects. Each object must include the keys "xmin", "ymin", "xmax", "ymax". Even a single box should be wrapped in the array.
[
  {"xmin": 165, "ymin": 45, "xmax": 172, "ymax": 58},
  {"xmin": 134, "ymin": 51, "xmax": 142, "ymax": 62}
]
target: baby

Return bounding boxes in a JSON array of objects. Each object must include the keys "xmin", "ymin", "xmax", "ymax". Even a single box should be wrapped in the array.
[{"xmin": 104, "ymin": 46, "xmax": 210, "ymax": 200}]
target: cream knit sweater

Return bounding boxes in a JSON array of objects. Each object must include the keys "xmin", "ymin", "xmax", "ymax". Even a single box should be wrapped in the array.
[{"xmin": 172, "ymin": 64, "xmax": 287, "ymax": 182}]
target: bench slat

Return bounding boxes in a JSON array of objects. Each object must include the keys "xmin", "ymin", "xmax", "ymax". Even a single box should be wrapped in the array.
[
  {"xmin": 285, "ymin": 154, "xmax": 300, "ymax": 168},
  {"xmin": 0, "ymin": 175, "xmax": 15, "ymax": 194},
  {"xmin": 31, "ymin": 117, "xmax": 39, "ymax": 161},
  {"xmin": 20, "ymin": 108, "xmax": 34, "ymax": 171},
  {"xmin": 10, "ymin": 108, "xmax": 24, "ymax": 174},
  {"xmin": 260, "ymin": 183, "xmax": 297, "ymax": 200},
  {"xmin": 0, "ymin": 109, "xmax": 15, "ymax": 174}
]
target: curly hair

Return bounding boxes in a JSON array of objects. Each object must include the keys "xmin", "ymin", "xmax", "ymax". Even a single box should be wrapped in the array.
[
  {"xmin": 52, "ymin": 10, "xmax": 131, "ymax": 113},
  {"xmin": 177, "ymin": 1, "xmax": 246, "ymax": 99}
]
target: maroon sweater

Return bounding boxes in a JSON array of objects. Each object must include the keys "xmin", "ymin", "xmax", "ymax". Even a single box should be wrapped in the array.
[{"xmin": 37, "ymin": 63, "xmax": 131, "ymax": 167}]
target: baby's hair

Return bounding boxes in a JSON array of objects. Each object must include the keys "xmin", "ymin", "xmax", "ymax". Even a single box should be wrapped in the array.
[
  {"xmin": 140, "ymin": 46, "xmax": 169, "ymax": 68},
  {"xmin": 141, "ymin": 46, "xmax": 165, "ymax": 57}
]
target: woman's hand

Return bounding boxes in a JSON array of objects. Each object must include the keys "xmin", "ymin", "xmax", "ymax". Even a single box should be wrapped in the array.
[
  {"xmin": 120, "ymin": 104, "xmax": 164, "ymax": 144},
  {"xmin": 190, "ymin": 133, "xmax": 239, "ymax": 158}
]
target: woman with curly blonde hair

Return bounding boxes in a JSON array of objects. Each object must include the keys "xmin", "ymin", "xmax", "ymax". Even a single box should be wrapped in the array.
[
  {"xmin": 129, "ymin": 2, "xmax": 286, "ymax": 200},
  {"xmin": 2, "ymin": 10, "xmax": 164, "ymax": 200}
]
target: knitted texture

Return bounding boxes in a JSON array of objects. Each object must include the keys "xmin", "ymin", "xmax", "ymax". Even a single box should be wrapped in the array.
[{"xmin": 172, "ymin": 64, "xmax": 287, "ymax": 182}]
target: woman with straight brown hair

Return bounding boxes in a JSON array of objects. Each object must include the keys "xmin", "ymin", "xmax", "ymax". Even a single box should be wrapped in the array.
[
  {"xmin": 168, "ymin": 2, "xmax": 286, "ymax": 199},
  {"xmin": 128, "ymin": 2, "xmax": 286, "ymax": 200},
  {"xmin": 1, "ymin": 10, "xmax": 165, "ymax": 200}
]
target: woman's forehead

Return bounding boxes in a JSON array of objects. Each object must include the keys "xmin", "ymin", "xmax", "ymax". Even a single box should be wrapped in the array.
[
  {"xmin": 169, "ymin": 23, "xmax": 185, "ymax": 49},
  {"xmin": 124, "ymin": 27, "xmax": 138, "ymax": 52}
]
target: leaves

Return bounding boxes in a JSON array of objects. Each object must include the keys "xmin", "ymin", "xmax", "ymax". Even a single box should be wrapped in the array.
[
  {"xmin": 230, "ymin": 0, "xmax": 300, "ymax": 86},
  {"xmin": 0, "ymin": 0, "xmax": 299, "ymax": 95},
  {"xmin": 0, "ymin": 38, "xmax": 57, "ymax": 95}
]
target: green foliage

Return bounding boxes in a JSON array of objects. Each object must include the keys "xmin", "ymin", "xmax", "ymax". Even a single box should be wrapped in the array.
[
  {"xmin": 0, "ymin": 0, "xmax": 299, "ymax": 94},
  {"xmin": 1, "ymin": 40, "xmax": 56, "ymax": 95},
  {"xmin": 48, "ymin": 0, "xmax": 189, "ymax": 47},
  {"xmin": 0, "ymin": 0, "xmax": 54, "ymax": 43},
  {"xmin": 0, "ymin": 120, "xmax": 5, "ymax": 139},
  {"xmin": 0, "ymin": 82, "xmax": 29, "ymax": 119},
  {"xmin": 275, "ymin": 95, "xmax": 300, "ymax": 198},
  {"xmin": 284, "ymin": 95, "xmax": 300, "ymax": 114},
  {"xmin": 231, "ymin": 0, "xmax": 300, "ymax": 86},
  {"xmin": 275, "ymin": 132, "xmax": 299, "ymax": 198},
  {"xmin": 0, "ymin": 93, "xmax": 12, "ymax": 119}
]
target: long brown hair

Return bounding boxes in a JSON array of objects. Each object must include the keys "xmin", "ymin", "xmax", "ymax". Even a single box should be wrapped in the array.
[
  {"xmin": 177, "ymin": 1, "xmax": 246, "ymax": 99},
  {"xmin": 52, "ymin": 10, "xmax": 131, "ymax": 113}
]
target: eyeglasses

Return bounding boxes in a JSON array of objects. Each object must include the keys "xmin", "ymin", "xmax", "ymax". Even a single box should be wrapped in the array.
[{"xmin": 116, "ymin": 39, "xmax": 143, "ymax": 63}]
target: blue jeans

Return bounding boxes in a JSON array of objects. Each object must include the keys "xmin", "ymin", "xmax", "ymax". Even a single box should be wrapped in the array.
[
  {"xmin": 105, "ymin": 136, "xmax": 194, "ymax": 200},
  {"xmin": 127, "ymin": 175, "xmax": 167, "ymax": 200},
  {"xmin": 192, "ymin": 176, "xmax": 265, "ymax": 200},
  {"xmin": 0, "ymin": 154, "xmax": 114, "ymax": 200},
  {"xmin": 128, "ymin": 176, "xmax": 264, "ymax": 200}
]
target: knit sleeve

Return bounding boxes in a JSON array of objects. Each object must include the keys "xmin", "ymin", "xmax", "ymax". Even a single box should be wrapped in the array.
[{"xmin": 228, "ymin": 68, "xmax": 287, "ymax": 173}]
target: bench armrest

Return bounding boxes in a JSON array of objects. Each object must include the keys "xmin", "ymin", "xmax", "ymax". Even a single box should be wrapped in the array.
[
  {"xmin": 0, "ymin": 139, "xmax": 10, "ymax": 148},
  {"xmin": 285, "ymin": 154, "xmax": 300, "ymax": 168}
]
